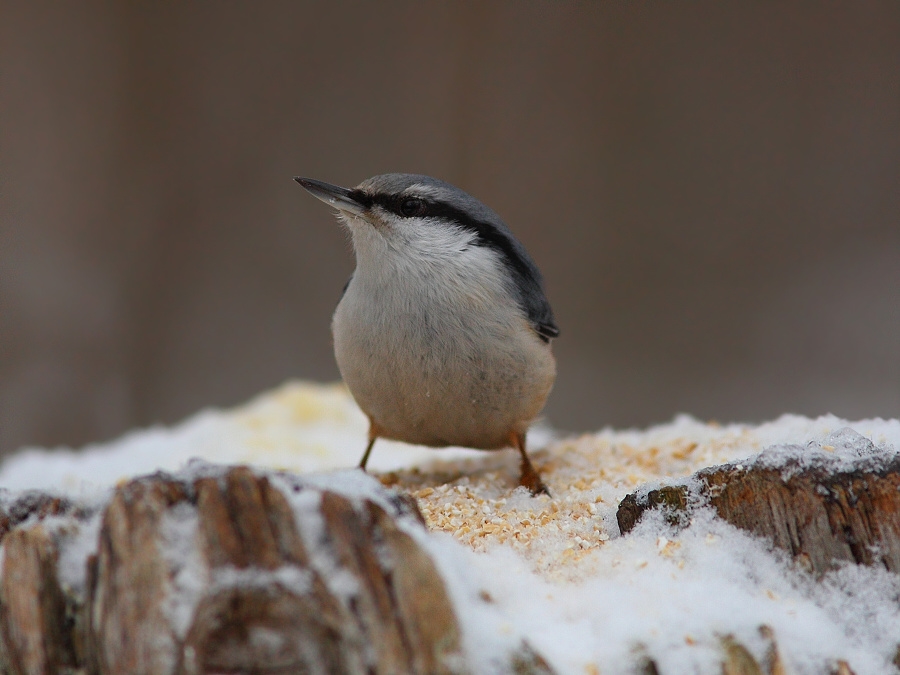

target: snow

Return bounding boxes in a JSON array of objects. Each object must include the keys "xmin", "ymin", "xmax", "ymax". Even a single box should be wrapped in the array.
[
  {"xmin": 160, "ymin": 500, "xmax": 208, "ymax": 639},
  {"xmin": 0, "ymin": 382, "xmax": 508, "ymax": 496},
  {"xmin": 430, "ymin": 510, "xmax": 900, "ymax": 674},
  {"xmin": 1, "ymin": 380, "xmax": 899, "ymax": 674},
  {"xmin": 53, "ymin": 512, "xmax": 103, "ymax": 595}
]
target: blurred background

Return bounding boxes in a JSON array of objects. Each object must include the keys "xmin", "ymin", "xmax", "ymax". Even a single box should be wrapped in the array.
[{"xmin": 1, "ymin": 2, "xmax": 898, "ymax": 457}]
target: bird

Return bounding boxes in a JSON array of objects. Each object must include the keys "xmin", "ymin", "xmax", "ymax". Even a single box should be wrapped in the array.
[{"xmin": 294, "ymin": 173, "xmax": 558, "ymax": 495}]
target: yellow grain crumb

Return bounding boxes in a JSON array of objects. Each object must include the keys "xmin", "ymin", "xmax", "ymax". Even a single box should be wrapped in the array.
[
  {"xmin": 656, "ymin": 537, "xmax": 681, "ymax": 557},
  {"xmin": 370, "ymin": 418, "xmax": 753, "ymax": 578}
]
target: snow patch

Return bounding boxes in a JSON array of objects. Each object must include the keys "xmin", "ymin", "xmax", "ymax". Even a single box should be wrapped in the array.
[{"xmin": 1, "ymin": 382, "xmax": 899, "ymax": 674}]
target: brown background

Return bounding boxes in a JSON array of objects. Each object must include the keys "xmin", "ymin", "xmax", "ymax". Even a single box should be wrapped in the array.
[{"xmin": 1, "ymin": 2, "xmax": 898, "ymax": 457}]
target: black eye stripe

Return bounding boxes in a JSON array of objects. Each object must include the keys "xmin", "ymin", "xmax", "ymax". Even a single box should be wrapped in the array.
[
  {"xmin": 364, "ymin": 192, "xmax": 432, "ymax": 218},
  {"xmin": 365, "ymin": 193, "xmax": 485, "ymax": 223},
  {"xmin": 348, "ymin": 188, "xmax": 374, "ymax": 209}
]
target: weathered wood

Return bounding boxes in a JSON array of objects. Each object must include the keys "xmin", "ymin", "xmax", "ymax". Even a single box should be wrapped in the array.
[
  {"xmin": 510, "ymin": 641, "xmax": 557, "ymax": 675},
  {"xmin": 758, "ymin": 625, "xmax": 786, "ymax": 675},
  {"xmin": 319, "ymin": 491, "xmax": 410, "ymax": 672},
  {"xmin": 88, "ymin": 476, "xmax": 191, "ymax": 675},
  {"xmin": 0, "ymin": 492, "xmax": 79, "ymax": 543},
  {"xmin": 617, "ymin": 456, "xmax": 900, "ymax": 576},
  {"xmin": 720, "ymin": 635, "xmax": 762, "ymax": 675},
  {"xmin": 180, "ymin": 582, "xmax": 349, "ymax": 675},
  {"xmin": 366, "ymin": 501, "xmax": 463, "ymax": 674},
  {"xmin": 0, "ymin": 466, "xmax": 466, "ymax": 675},
  {"xmin": 832, "ymin": 660, "xmax": 857, "ymax": 675},
  {"xmin": 617, "ymin": 485, "xmax": 691, "ymax": 533},
  {"xmin": 182, "ymin": 468, "xmax": 353, "ymax": 675},
  {"xmin": 0, "ymin": 525, "xmax": 77, "ymax": 675}
]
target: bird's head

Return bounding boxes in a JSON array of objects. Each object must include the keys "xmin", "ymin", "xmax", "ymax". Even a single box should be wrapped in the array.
[{"xmin": 295, "ymin": 173, "xmax": 559, "ymax": 340}]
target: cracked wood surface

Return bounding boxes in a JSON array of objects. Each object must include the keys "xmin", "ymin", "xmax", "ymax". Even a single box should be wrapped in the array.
[{"xmin": 0, "ymin": 467, "xmax": 463, "ymax": 675}]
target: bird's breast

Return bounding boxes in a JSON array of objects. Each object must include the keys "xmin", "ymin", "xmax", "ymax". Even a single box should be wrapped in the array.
[{"xmin": 331, "ymin": 270, "xmax": 555, "ymax": 449}]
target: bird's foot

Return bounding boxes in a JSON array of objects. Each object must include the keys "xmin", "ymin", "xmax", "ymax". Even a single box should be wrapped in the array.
[{"xmin": 518, "ymin": 464, "xmax": 551, "ymax": 497}]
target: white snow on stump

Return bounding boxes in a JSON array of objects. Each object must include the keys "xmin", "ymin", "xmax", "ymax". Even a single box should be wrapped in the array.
[{"xmin": 1, "ymin": 380, "xmax": 899, "ymax": 674}]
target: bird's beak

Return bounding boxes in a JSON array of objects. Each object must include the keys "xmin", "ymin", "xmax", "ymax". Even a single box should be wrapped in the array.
[{"xmin": 294, "ymin": 177, "xmax": 367, "ymax": 217}]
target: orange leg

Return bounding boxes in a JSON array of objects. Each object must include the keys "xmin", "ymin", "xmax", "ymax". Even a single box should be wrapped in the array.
[{"xmin": 511, "ymin": 431, "xmax": 551, "ymax": 497}]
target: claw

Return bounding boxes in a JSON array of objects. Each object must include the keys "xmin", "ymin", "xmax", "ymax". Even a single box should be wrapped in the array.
[
  {"xmin": 519, "ymin": 464, "xmax": 551, "ymax": 497},
  {"xmin": 512, "ymin": 431, "xmax": 551, "ymax": 497}
]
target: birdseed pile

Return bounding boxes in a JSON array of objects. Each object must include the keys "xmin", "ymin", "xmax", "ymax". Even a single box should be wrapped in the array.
[{"xmin": 378, "ymin": 422, "xmax": 759, "ymax": 580}]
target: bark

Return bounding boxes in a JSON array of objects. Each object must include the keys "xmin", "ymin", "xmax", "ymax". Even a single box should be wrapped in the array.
[
  {"xmin": 617, "ymin": 456, "xmax": 900, "ymax": 576},
  {"xmin": 0, "ymin": 466, "xmax": 465, "ymax": 675},
  {"xmin": 0, "ymin": 526, "xmax": 77, "ymax": 675},
  {"xmin": 0, "ymin": 492, "xmax": 79, "ymax": 541}
]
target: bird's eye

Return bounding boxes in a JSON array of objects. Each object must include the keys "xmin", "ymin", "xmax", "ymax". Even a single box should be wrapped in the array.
[{"xmin": 399, "ymin": 197, "xmax": 427, "ymax": 217}]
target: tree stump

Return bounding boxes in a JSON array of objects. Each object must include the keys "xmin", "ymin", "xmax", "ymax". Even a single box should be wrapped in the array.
[
  {"xmin": 617, "ymin": 439, "xmax": 900, "ymax": 576},
  {"xmin": 2, "ymin": 430, "xmax": 895, "ymax": 674},
  {"xmin": 0, "ymin": 466, "xmax": 465, "ymax": 675}
]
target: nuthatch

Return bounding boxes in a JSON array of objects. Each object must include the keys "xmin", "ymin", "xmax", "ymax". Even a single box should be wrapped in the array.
[{"xmin": 295, "ymin": 174, "xmax": 558, "ymax": 495}]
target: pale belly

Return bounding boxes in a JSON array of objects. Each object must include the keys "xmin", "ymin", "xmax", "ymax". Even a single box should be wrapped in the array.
[{"xmin": 332, "ymin": 299, "xmax": 556, "ymax": 450}]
